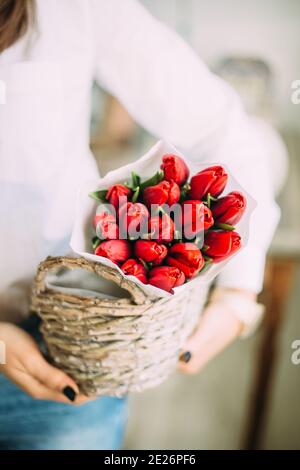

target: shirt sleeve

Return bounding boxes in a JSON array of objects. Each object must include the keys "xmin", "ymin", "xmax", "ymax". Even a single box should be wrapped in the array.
[{"xmin": 88, "ymin": 0, "xmax": 281, "ymax": 293}]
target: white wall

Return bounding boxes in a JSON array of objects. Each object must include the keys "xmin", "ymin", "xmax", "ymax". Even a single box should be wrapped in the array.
[{"xmin": 142, "ymin": 0, "xmax": 300, "ymax": 130}]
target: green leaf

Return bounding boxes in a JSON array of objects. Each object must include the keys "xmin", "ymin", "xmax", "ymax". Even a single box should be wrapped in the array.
[
  {"xmin": 132, "ymin": 186, "xmax": 140, "ymax": 203},
  {"xmin": 140, "ymin": 170, "xmax": 164, "ymax": 190},
  {"xmin": 179, "ymin": 183, "xmax": 191, "ymax": 202},
  {"xmin": 179, "ymin": 188, "xmax": 188, "ymax": 203},
  {"xmin": 124, "ymin": 181, "xmax": 135, "ymax": 190},
  {"xmin": 131, "ymin": 171, "xmax": 141, "ymax": 188},
  {"xmin": 92, "ymin": 236, "xmax": 101, "ymax": 250},
  {"xmin": 215, "ymin": 223, "xmax": 235, "ymax": 231},
  {"xmin": 89, "ymin": 190, "xmax": 107, "ymax": 202}
]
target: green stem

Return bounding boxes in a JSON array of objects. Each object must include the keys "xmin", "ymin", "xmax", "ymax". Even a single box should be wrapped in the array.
[
  {"xmin": 140, "ymin": 259, "xmax": 150, "ymax": 271},
  {"xmin": 200, "ymin": 259, "xmax": 213, "ymax": 273},
  {"xmin": 132, "ymin": 186, "xmax": 140, "ymax": 203},
  {"xmin": 215, "ymin": 223, "xmax": 235, "ymax": 231},
  {"xmin": 206, "ymin": 192, "xmax": 218, "ymax": 208}
]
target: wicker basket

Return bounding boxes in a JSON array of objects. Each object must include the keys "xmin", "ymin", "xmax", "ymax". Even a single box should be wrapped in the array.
[{"xmin": 30, "ymin": 256, "xmax": 208, "ymax": 397}]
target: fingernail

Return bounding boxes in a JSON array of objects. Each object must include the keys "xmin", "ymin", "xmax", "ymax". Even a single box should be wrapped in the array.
[
  {"xmin": 180, "ymin": 351, "xmax": 192, "ymax": 363},
  {"xmin": 62, "ymin": 386, "xmax": 76, "ymax": 402}
]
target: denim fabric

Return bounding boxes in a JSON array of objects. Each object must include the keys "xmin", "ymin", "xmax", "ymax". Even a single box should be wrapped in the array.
[{"xmin": 0, "ymin": 316, "xmax": 128, "ymax": 450}]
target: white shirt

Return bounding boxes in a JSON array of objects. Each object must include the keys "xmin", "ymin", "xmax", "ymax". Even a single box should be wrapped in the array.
[{"xmin": 0, "ymin": 0, "xmax": 284, "ymax": 322}]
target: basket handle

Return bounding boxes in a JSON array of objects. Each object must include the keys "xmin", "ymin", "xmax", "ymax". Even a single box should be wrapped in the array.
[{"xmin": 33, "ymin": 256, "xmax": 149, "ymax": 305}]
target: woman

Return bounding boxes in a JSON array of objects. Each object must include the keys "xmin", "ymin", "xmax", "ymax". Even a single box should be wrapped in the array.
[{"xmin": 0, "ymin": 0, "xmax": 286, "ymax": 450}]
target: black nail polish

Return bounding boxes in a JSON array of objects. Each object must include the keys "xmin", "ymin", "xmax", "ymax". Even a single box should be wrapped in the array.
[
  {"xmin": 63, "ymin": 386, "xmax": 76, "ymax": 402},
  {"xmin": 180, "ymin": 351, "xmax": 192, "ymax": 363}
]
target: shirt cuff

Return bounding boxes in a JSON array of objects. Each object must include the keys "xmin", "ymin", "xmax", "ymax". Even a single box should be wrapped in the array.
[{"xmin": 215, "ymin": 245, "xmax": 267, "ymax": 294}]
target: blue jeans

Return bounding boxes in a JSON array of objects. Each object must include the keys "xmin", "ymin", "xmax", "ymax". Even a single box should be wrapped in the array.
[{"xmin": 0, "ymin": 316, "xmax": 128, "ymax": 450}]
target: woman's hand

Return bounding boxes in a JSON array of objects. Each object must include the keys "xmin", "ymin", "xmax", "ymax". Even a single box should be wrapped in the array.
[
  {"xmin": 0, "ymin": 322, "xmax": 91, "ymax": 405},
  {"xmin": 178, "ymin": 288, "xmax": 256, "ymax": 374}
]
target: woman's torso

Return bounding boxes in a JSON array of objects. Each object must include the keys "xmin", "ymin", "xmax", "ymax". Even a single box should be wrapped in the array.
[{"xmin": 0, "ymin": 0, "xmax": 99, "ymax": 321}]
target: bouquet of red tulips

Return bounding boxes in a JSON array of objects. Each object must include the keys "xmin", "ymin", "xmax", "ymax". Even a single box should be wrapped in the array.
[{"xmin": 71, "ymin": 141, "xmax": 253, "ymax": 297}]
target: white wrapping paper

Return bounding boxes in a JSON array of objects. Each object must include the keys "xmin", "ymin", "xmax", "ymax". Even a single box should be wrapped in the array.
[{"xmin": 70, "ymin": 140, "xmax": 256, "ymax": 299}]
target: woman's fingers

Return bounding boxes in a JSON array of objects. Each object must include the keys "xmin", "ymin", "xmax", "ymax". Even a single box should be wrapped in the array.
[
  {"xmin": 25, "ymin": 351, "xmax": 92, "ymax": 404},
  {"xmin": 26, "ymin": 352, "xmax": 79, "ymax": 394},
  {"xmin": 4, "ymin": 367, "xmax": 76, "ymax": 403},
  {"xmin": 0, "ymin": 323, "xmax": 93, "ymax": 404},
  {"xmin": 178, "ymin": 303, "xmax": 243, "ymax": 374},
  {"xmin": 7, "ymin": 361, "xmax": 92, "ymax": 404}
]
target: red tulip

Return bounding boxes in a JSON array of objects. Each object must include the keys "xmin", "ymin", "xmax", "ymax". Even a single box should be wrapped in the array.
[
  {"xmin": 134, "ymin": 240, "xmax": 168, "ymax": 266},
  {"xmin": 160, "ymin": 154, "xmax": 189, "ymax": 186},
  {"xmin": 93, "ymin": 212, "xmax": 119, "ymax": 240},
  {"xmin": 148, "ymin": 266, "xmax": 185, "ymax": 293},
  {"xmin": 121, "ymin": 259, "xmax": 148, "ymax": 284},
  {"xmin": 166, "ymin": 242, "xmax": 204, "ymax": 278},
  {"xmin": 106, "ymin": 184, "xmax": 132, "ymax": 209},
  {"xmin": 118, "ymin": 202, "xmax": 149, "ymax": 239},
  {"xmin": 211, "ymin": 191, "xmax": 246, "ymax": 225},
  {"xmin": 95, "ymin": 239, "xmax": 132, "ymax": 265},
  {"xmin": 204, "ymin": 230, "xmax": 241, "ymax": 262},
  {"xmin": 189, "ymin": 165, "xmax": 228, "ymax": 200},
  {"xmin": 143, "ymin": 180, "xmax": 180, "ymax": 208},
  {"xmin": 148, "ymin": 214, "xmax": 174, "ymax": 243},
  {"xmin": 181, "ymin": 200, "xmax": 214, "ymax": 239}
]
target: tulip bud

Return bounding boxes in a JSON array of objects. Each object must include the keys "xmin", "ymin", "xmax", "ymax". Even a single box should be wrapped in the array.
[
  {"xmin": 143, "ymin": 180, "xmax": 180, "ymax": 208},
  {"xmin": 148, "ymin": 266, "xmax": 185, "ymax": 293},
  {"xmin": 181, "ymin": 200, "xmax": 214, "ymax": 239},
  {"xmin": 121, "ymin": 258, "xmax": 148, "ymax": 284},
  {"xmin": 160, "ymin": 154, "xmax": 189, "ymax": 186},
  {"xmin": 134, "ymin": 240, "xmax": 168, "ymax": 266},
  {"xmin": 211, "ymin": 191, "xmax": 246, "ymax": 226},
  {"xmin": 95, "ymin": 239, "xmax": 132, "ymax": 265},
  {"xmin": 106, "ymin": 184, "xmax": 132, "ymax": 209},
  {"xmin": 166, "ymin": 242, "xmax": 204, "ymax": 278},
  {"xmin": 204, "ymin": 230, "xmax": 241, "ymax": 262},
  {"xmin": 190, "ymin": 165, "xmax": 228, "ymax": 200},
  {"xmin": 93, "ymin": 212, "xmax": 119, "ymax": 240},
  {"xmin": 148, "ymin": 214, "xmax": 174, "ymax": 243},
  {"xmin": 118, "ymin": 202, "xmax": 149, "ymax": 239}
]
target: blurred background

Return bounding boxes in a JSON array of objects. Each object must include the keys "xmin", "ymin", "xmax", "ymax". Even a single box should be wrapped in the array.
[{"xmin": 89, "ymin": 0, "xmax": 300, "ymax": 450}]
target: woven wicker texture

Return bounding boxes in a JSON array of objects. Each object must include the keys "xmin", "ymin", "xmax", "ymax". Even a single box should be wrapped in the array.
[{"xmin": 30, "ymin": 256, "xmax": 208, "ymax": 397}]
